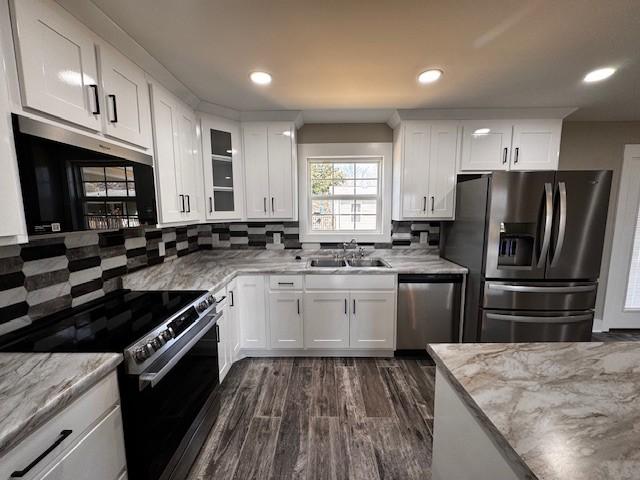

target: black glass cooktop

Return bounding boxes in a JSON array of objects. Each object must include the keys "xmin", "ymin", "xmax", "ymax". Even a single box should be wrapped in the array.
[{"xmin": 0, "ymin": 289, "xmax": 205, "ymax": 353}]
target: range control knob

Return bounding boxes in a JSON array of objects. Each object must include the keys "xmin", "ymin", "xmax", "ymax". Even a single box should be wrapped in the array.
[
  {"xmin": 133, "ymin": 345, "xmax": 151, "ymax": 362},
  {"xmin": 151, "ymin": 336, "xmax": 165, "ymax": 351},
  {"xmin": 160, "ymin": 329, "xmax": 173, "ymax": 342}
]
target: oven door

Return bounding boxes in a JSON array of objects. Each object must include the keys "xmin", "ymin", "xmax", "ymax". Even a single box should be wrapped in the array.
[
  {"xmin": 119, "ymin": 311, "xmax": 221, "ymax": 480},
  {"xmin": 480, "ymin": 309, "xmax": 594, "ymax": 342}
]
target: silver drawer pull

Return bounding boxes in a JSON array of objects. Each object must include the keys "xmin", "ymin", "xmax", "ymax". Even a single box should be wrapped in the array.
[
  {"xmin": 486, "ymin": 313, "xmax": 592, "ymax": 324},
  {"xmin": 487, "ymin": 284, "xmax": 596, "ymax": 294}
]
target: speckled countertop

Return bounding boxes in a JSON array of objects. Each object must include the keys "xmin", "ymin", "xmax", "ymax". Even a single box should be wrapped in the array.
[
  {"xmin": 0, "ymin": 353, "xmax": 122, "ymax": 457},
  {"xmin": 123, "ymin": 248, "xmax": 467, "ymax": 291},
  {"xmin": 428, "ymin": 342, "xmax": 640, "ymax": 480}
]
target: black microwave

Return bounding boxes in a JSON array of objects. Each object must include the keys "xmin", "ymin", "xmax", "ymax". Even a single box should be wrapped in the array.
[{"xmin": 13, "ymin": 115, "xmax": 158, "ymax": 235}]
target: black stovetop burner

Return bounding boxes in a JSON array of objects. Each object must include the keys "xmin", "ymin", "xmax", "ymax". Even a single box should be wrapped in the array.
[{"xmin": 0, "ymin": 289, "xmax": 206, "ymax": 353}]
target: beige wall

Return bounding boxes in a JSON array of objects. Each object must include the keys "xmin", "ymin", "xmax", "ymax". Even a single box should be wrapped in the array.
[
  {"xmin": 297, "ymin": 123, "xmax": 392, "ymax": 144},
  {"xmin": 558, "ymin": 121, "xmax": 640, "ymax": 324}
]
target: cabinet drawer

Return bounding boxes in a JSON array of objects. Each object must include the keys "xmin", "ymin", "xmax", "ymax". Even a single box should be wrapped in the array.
[
  {"xmin": 305, "ymin": 275, "xmax": 395, "ymax": 291},
  {"xmin": 40, "ymin": 406, "xmax": 126, "ymax": 480},
  {"xmin": 269, "ymin": 275, "xmax": 303, "ymax": 290},
  {"xmin": 0, "ymin": 372, "xmax": 120, "ymax": 480}
]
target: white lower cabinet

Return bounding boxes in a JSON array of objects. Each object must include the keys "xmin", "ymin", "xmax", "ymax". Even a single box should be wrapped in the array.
[
  {"xmin": 269, "ymin": 292, "xmax": 304, "ymax": 348},
  {"xmin": 216, "ymin": 304, "xmax": 230, "ymax": 382},
  {"xmin": 227, "ymin": 280, "xmax": 241, "ymax": 360},
  {"xmin": 237, "ymin": 275, "xmax": 268, "ymax": 349},
  {"xmin": 304, "ymin": 292, "xmax": 350, "ymax": 349},
  {"xmin": 350, "ymin": 292, "xmax": 396, "ymax": 349}
]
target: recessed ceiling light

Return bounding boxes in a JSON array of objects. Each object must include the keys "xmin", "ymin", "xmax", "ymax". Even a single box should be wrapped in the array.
[
  {"xmin": 250, "ymin": 71, "xmax": 272, "ymax": 85},
  {"xmin": 418, "ymin": 69, "xmax": 443, "ymax": 84},
  {"xmin": 583, "ymin": 67, "xmax": 616, "ymax": 83}
]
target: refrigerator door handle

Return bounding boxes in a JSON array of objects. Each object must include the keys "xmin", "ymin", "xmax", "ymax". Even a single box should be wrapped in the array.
[
  {"xmin": 550, "ymin": 182, "xmax": 567, "ymax": 267},
  {"xmin": 486, "ymin": 283, "xmax": 596, "ymax": 294},
  {"xmin": 485, "ymin": 313, "xmax": 592, "ymax": 324},
  {"xmin": 537, "ymin": 182, "xmax": 553, "ymax": 268}
]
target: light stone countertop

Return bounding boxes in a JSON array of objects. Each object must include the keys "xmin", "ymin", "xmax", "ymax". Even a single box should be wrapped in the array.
[
  {"xmin": 0, "ymin": 353, "xmax": 122, "ymax": 457},
  {"xmin": 123, "ymin": 248, "xmax": 467, "ymax": 291},
  {"xmin": 428, "ymin": 342, "xmax": 640, "ymax": 480}
]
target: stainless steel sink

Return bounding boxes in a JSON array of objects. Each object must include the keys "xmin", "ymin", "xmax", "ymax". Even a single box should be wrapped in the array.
[
  {"xmin": 308, "ymin": 258, "xmax": 348, "ymax": 268},
  {"xmin": 347, "ymin": 258, "xmax": 391, "ymax": 268}
]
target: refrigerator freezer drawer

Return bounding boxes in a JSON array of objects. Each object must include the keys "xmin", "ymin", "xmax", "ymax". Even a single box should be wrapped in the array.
[
  {"xmin": 480, "ymin": 310, "xmax": 593, "ymax": 342},
  {"xmin": 483, "ymin": 281, "xmax": 597, "ymax": 311}
]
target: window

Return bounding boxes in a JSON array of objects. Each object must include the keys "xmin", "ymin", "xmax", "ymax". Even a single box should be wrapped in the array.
[
  {"xmin": 80, "ymin": 166, "xmax": 140, "ymax": 229},
  {"xmin": 308, "ymin": 159, "xmax": 380, "ymax": 232}
]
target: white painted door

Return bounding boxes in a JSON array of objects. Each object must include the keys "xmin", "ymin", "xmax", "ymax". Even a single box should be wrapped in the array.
[
  {"xmin": 176, "ymin": 107, "xmax": 201, "ymax": 222},
  {"xmin": 201, "ymin": 114, "xmax": 244, "ymax": 220},
  {"xmin": 12, "ymin": 0, "xmax": 101, "ymax": 130},
  {"xmin": 227, "ymin": 281, "xmax": 241, "ymax": 360},
  {"xmin": 510, "ymin": 120, "xmax": 562, "ymax": 171},
  {"xmin": 459, "ymin": 121, "xmax": 513, "ymax": 171},
  {"xmin": 216, "ymin": 308, "xmax": 230, "ymax": 381},
  {"xmin": 269, "ymin": 292, "xmax": 303, "ymax": 348},
  {"xmin": 427, "ymin": 122, "xmax": 458, "ymax": 219},
  {"xmin": 267, "ymin": 124, "xmax": 294, "ymax": 218},
  {"xmin": 401, "ymin": 122, "xmax": 430, "ymax": 218},
  {"xmin": 40, "ymin": 406, "xmax": 126, "ymax": 480},
  {"xmin": 603, "ymin": 145, "xmax": 640, "ymax": 329},
  {"xmin": 350, "ymin": 292, "xmax": 395, "ymax": 349},
  {"xmin": 149, "ymin": 83, "xmax": 183, "ymax": 223},
  {"xmin": 237, "ymin": 276, "xmax": 267, "ymax": 348},
  {"xmin": 99, "ymin": 42, "xmax": 152, "ymax": 148},
  {"xmin": 243, "ymin": 124, "xmax": 271, "ymax": 218},
  {"xmin": 303, "ymin": 292, "xmax": 349, "ymax": 349}
]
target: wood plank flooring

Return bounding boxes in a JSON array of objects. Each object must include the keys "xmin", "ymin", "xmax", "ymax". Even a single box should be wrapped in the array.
[{"xmin": 187, "ymin": 357, "xmax": 436, "ymax": 480}]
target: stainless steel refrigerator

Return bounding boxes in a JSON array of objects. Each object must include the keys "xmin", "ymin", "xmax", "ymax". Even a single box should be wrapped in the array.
[{"xmin": 441, "ymin": 170, "xmax": 612, "ymax": 342}]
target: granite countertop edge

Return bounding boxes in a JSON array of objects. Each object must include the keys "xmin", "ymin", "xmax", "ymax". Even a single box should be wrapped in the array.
[
  {"xmin": 0, "ymin": 353, "xmax": 123, "ymax": 457},
  {"xmin": 427, "ymin": 344, "xmax": 538, "ymax": 480}
]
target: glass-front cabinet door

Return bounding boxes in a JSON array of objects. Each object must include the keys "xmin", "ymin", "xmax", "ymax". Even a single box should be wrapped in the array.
[{"xmin": 201, "ymin": 114, "xmax": 244, "ymax": 220}]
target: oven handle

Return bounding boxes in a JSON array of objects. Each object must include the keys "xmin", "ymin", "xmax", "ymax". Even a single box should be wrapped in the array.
[
  {"xmin": 138, "ymin": 310, "xmax": 222, "ymax": 389},
  {"xmin": 485, "ymin": 312, "xmax": 592, "ymax": 324},
  {"xmin": 486, "ymin": 283, "xmax": 596, "ymax": 294}
]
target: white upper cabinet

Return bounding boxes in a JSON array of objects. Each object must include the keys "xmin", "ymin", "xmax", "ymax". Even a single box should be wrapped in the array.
[
  {"xmin": 11, "ymin": 0, "xmax": 102, "ymax": 131},
  {"xmin": 243, "ymin": 122, "xmax": 296, "ymax": 220},
  {"xmin": 459, "ymin": 119, "xmax": 562, "ymax": 172},
  {"xmin": 510, "ymin": 120, "xmax": 562, "ymax": 171},
  {"xmin": 201, "ymin": 114, "xmax": 244, "ymax": 220},
  {"xmin": 459, "ymin": 120, "xmax": 513, "ymax": 171},
  {"xmin": 99, "ymin": 42, "xmax": 152, "ymax": 148},
  {"xmin": 150, "ymin": 82, "xmax": 202, "ymax": 224},
  {"xmin": 392, "ymin": 121, "xmax": 458, "ymax": 220}
]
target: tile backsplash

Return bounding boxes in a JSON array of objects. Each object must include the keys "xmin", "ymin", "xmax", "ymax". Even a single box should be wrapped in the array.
[{"xmin": 0, "ymin": 220, "xmax": 440, "ymax": 336}]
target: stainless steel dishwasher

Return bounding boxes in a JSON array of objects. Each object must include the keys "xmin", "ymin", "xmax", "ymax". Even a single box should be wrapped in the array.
[{"xmin": 396, "ymin": 274, "xmax": 463, "ymax": 353}]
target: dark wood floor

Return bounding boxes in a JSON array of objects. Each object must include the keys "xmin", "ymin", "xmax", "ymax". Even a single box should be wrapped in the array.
[
  {"xmin": 592, "ymin": 330, "xmax": 640, "ymax": 342},
  {"xmin": 187, "ymin": 357, "xmax": 436, "ymax": 480}
]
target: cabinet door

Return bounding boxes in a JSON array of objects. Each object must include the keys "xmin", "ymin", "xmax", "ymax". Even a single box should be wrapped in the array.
[
  {"xmin": 427, "ymin": 122, "xmax": 458, "ymax": 219},
  {"xmin": 150, "ymin": 84, "xmax": 183, "ymax": 223},
  {"xmin": 269, "ymin": 292, "xmax": 303, "ymax": 349},
  {"xmin": 401, "ymin": 122, "xmax": 430, "ymax": 218},
  {"xmin": 237, "ymin": 276, "xmax": 267, "ymax": 349},
  {"xmin": 267, "ymin": 124, "xmax": 294, "ymax": 218},
  {"xmin": 303, "ymin": 292, "xmax": 349, "ymax": 349},
  {"xmin": 350, "ymin": 292, "xmax": 395, "ymax": 349},
  {"xmin": 201, "ymin": 115, "xmax": 244, "ymax": 220},
  {"xmin": 460, "ymin": 121, "xmax": 513, "ymax": 171},
  {"xmin": 12, "ymin": 0, "xmax": 101, "ymax": 131},
  {"xmin": 227, "ymin": 283, "xmax": 241, "ymax": 360},
  {"xmin": 243, "ymin": 124, "xmax": 271, "ymax": 218},
  {"xmin": 216, "ymin": 309, "xmax": 230, "ymax": 381},
  {"xmin": 510, "ymin": 120, "xmax": 561, "ymax": 171},
  {"xmin": 99, "ymin": 43, "xmax": 152, "ymax": 148},
  {"xmin": 176, "ymin": 107, "xmax": 201, "ymax": 221},
  {"xmin": 40, "ymin": 406, "xmax": 126, "ymax": 480}
]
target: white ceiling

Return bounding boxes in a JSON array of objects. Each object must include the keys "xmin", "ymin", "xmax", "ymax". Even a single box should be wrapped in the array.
[{"xmin": 90, "ymin": 0, "xmax": 640, "ymax": 121}]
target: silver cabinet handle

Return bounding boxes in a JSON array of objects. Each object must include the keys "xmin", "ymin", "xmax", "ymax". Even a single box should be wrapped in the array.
[
  {"xmin": 550, "ymin": 182, "xmax": 567, "ymax": 267},
  {"xmin": 263, "ymin": 197, "xmax": 267, "ymax": 213},
  {"xmin": 537, "ymin": 183, "xmax": 553, "ymax": 268},
  {"xmin": 486, "ymin": 312, "xmax": 592, "ymax": 324},
  {"xmin": 271, "ymin": 197, "xmax": 275, "ymax": 213},
  {"xmin": 514, "ymin": 147, "xmax": 520, "ymax": 164},
  {"xmin": 502, "ymin": 147, "xmax": 508, "ymax": 164},
  {"xmin": 431, "ymin": 196, "xmax": 435, "ymax": 212},
  {"xmin": 486, "ymin": 283, "xmax": 596, "ymax": 294}
]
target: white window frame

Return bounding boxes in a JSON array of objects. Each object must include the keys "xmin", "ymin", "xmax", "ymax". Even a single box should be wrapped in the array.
[{"xmin": 298, "ymin": 142, "xmax": 393, "ymax": 244}]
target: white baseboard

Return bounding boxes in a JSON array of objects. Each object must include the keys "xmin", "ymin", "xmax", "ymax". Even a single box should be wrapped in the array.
[{"xmin": 237, "ymin": 348, "xmax": 394, "ymax": 359}]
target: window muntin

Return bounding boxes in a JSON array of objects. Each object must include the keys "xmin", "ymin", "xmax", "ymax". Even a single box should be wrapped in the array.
[{"xmin": 308, "ymin": 159, "xmax": 380, "ymax": 232}]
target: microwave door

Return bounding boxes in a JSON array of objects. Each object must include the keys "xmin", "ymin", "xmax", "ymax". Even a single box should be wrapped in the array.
[
  {"xmin": 546, "ymin": 171, "xmax": 612, "ymax": 280},
  {"xmin": 485, "ymin": 171, "xmax": 555, "ymax": 280}
]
